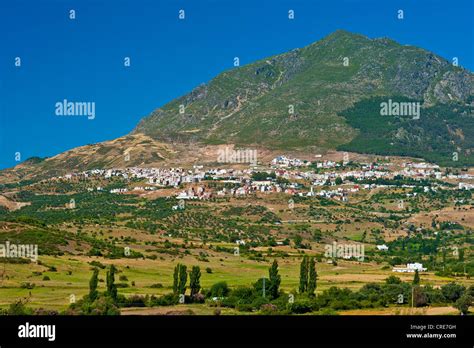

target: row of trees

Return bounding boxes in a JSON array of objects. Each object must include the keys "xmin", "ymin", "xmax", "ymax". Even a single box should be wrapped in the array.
[
  {"xmin": 63, "ymin": 264, "xmax": 120, "ymax": 315},
  {"xmin": 77, "ymin": 257, "xmax": 311, "ymax": 313},
  {"xmin": 299, "ymin": 256, "xmax": 317, "ymax": 295},
  {"xmin": 172, "ymin": 263, "xmax": 202, "ymax": 298}
]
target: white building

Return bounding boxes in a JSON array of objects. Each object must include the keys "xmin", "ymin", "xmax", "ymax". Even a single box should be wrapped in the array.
[{"xmin": 392, "ymin": 263, "xmax": 427, "ymax": 273}]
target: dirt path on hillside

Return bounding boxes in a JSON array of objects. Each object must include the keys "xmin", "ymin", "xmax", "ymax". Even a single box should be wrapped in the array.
[{"xmin": 0, "ymin": 195, "xmax": 30, "ymax": 211}]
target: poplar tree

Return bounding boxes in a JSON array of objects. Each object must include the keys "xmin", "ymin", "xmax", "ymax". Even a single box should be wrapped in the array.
[
  {"xmin": 189, "ymin": 266, "xmax": 201, "ymax": 297},
  {"xmin": 106, "ymin": 265, "xmax": 117, "ymax": 301},
  {"xmin": 172, "ymin": 264, "xmax": 179, "ymax": 294},
  {"xmin": 268, "ymin": 260, "xmax": 281, "ymax": 299},
  {"xmin": 413, "ymin": 269, "xmax": 420, "ymax": 285},
  {"xmin": 89, "ymin": 268, "xmax": 99, "ymax": 301},
  {"xmin": 299, "ymin": 255, "xmax": 308, "ymax": 293},
  {"xmin": 173, "ymin": 263, "xmax": 188, "ymax": 295},
  {"xmin": 178, "ymin": 264, "xmax": 187, "ymax": 295},
  {"xmin": 307, "ymin": 257, "xmax": 317, "ymax": 296}
]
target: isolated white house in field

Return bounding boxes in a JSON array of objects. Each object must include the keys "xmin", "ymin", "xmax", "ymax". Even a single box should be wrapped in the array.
[
  {"xmin": 392, "ymin": 263, "xmax": 426, "ymax": 273},
  {"xmin": 176, "ymin": 191, "xmax": 193, "ymax": 200},
  {"xmin": 407, "ymin": 263, "xmax": 426, "ymax": 271}
]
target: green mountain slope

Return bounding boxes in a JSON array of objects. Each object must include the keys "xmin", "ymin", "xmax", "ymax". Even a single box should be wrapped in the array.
[
  {"xmin": 133, "ymin": 30, "xmax": 474, "ymax": 153},
  {"xmin": 337, "ymin": 96, "xmax": 474, "ymax": 166}
]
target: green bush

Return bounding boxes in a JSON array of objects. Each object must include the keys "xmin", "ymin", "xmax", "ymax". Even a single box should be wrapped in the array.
[
  {"xmin": 20, "ymin": 282, "xmax": 35, "ymax": 289},
  {"xmin": 208, "ymin": 281, "xmax": 230, "ymax": 298},
  {"xmin": 236, "ymin": 303, "xmax": 254, "ymax": 312},
  {"xmin": 8, "ymin": 300, "xmax": 34, "ymax": 315},
  {"xmin": 66, "ymin": 294, "xmax": 120, "ymax": 315},
  {"xmin": 454, "ymin": 294, "xmax": 472, "ymax": 315},
  {"xmin": 151, "ymin": 293, "xmax": 179, "ymax": 306},
  {"xmin": 251, "ymin": 296, "xmax": 270, "ymax": 310},
  {"xmin": 289, "ymin": 299, "xmax": 313, "ymax": 314},
  {"xmin": 441, "ymin": 282, "xmax": 465, "ymax": 302}
]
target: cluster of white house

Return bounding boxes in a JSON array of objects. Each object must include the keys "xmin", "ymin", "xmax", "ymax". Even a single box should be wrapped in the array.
[
  {"xmin": 60, "ymin": 167, "xmax": 205, "ymax": 187},
  {"xmin": 459, "ymin": 182, "xmax": 474, "ymax": 190},
  {"xmin": 176, "ymin": 186, "xmax": 211, "ymax": 200},
  {"xmin": 54, "ymin": 156, "xmax": 472, "ymax": 200},
  {"xmin": 304, "ymin": 186, "xmax": 351, "ymax": 201},
  {"xmin": 271, "ymin": 156, "xmax": 310, "ymax": 168}
]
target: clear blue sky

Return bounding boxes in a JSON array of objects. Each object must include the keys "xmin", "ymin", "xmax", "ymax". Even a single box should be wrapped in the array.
[{"xmin": 1, "ymin": 0, "xmax": 472, "ymax": 170}]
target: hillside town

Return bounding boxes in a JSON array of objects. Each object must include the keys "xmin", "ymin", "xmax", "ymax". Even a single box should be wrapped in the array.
[{"xmin": 51, "ymin": 155, "xmax": 474, "ymax": 202}]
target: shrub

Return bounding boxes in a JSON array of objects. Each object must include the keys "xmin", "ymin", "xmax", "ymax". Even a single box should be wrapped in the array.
[
  {"xmin": 208, "ymin": 282, "xmax": 229, "ymax": 298},
  {"xmin": 65, "ymin": 294, "xmax": 120, "ymax": 315},
  {"xmin": 123, "ymin": 295, "xmax": 147, "ymax": 307},
  {"xmin": 413, "ymin": 286, "xmax": 428, "ymax": 307},
  {"xmin": 424, "ymin": 285, "xmax": 445, "ymax": 304},
  {"xmin": 454, "ymin": 294, "xmax": 472, "ymax": 315},
  {"xmin": 8, "ymin": 300, "xmax": 33, "ymax": 315},
  {"xmin": 20, "ymin": 282, "xmax": 35, "ymax": 289},
  {"xmin": 382, "ymin": 283, "xmax": 410, "ymax": 304},
  {"xmin": 253, "ymin": 278, "xmax": 270, "ymax": 295},
  {"xmin": 251, "ymin": 296, "xmax": 270, "ymax": 310},
  {"xmin": 385, "ymin": 275, "xmax": 402, "ymax": 285},
  {"xmin": 260, "ymin": 303, "xmax": 278, "ymax": 315},
  {"xmin": 89, "ymin": 296, "xmax": 120, "ymax": 315},
  {"xmin": 441, "ymin": 282, "xmax": 465, "ymax": 302},
  {"xmin": 271, "ymin": 294, "xmax": 292, "ymax": 311},
  {"xmin": 221, "ymin": 296, "xmax": 237, "ymax": 308},
  {"xmin": 230, "ymin": 286, "xmax": 255, "ymax": 302},
  {"xmin": 191, "ymin": 293, "xmax": 205, "ymax": 303},
  {"xmin": 152, "ymin": 293, "xmax": 179, "ymax": 306},
  {"xmin": 289, "ymin": 299, "xmax": 313, "ymax": 314}
]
